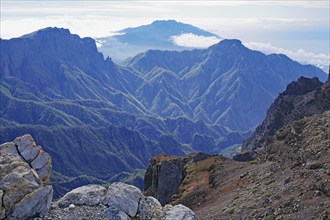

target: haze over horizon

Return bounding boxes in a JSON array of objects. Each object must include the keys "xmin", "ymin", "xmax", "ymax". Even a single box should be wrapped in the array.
[{"xmin": 1, "ymin": 0, "xmax": 329, "ymax": 71}]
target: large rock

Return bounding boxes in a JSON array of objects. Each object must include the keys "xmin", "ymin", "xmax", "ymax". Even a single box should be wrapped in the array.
[
  {"xmin": 103, "ymin": 182, "xmax": 143, "ymax": 217},
  {"xmin": 0, "ymin": 134, "xmax": 53, "ymax": 219},
  {"xmin": 0, "ymin": 190, "xmax": 5, "ymax": 219},
  {"xmin": 9, "ymin": 186, "xmax": 53, "ymax": 219},
  {"xmin": 104, "ymin": 206, "xmax": 130, "ymax": 220},
  {"xmin": 57, "ymin": 184, "xmax": 107, "ymax": 208},
  {"xmin": 144, "ymin": 153, "xmax": 211, "ymax": 205},
  {"xmin": 14, "ymin": 135, "xmax": 52, "ymax": 185},
  {"xmin": 137, "ymin": 196, "xmax": 164, "ymax": 219},
  {"xmin": 164, "ymin": 204, "xmax": 196, "ymax": 220},
  {"xmin": 53, "ymin": 181, "xmax": 196, "ymax": 220}
]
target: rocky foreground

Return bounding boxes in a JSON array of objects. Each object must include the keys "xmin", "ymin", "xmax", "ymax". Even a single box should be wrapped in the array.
[
  {"xmin": 144, "ymin": 111, "xmax": 330, "ymax": 220},
  {"xmin": 0, "ymin": 134, "xmax": 196, "ymax": 220}
]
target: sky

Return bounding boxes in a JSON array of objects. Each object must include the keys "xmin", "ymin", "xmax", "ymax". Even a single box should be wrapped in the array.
[{"xmin": 1, "ymin": 0, "xmax": 329, "ymax": 71}]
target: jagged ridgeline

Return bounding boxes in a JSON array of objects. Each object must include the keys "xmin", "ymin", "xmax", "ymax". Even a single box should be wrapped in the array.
[{"xmin": 0, "ymin": 27, "xmax": 327, "ymax": 197}]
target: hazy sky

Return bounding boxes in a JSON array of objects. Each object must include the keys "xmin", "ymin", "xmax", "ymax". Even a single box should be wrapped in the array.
[{"xmin": 1, "ymin": 0, "xmax": 329, "ymax": 71}]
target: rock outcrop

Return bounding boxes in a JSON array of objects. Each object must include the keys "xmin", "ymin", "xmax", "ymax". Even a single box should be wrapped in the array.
[
  {"xmin": 0, "ymin": 135, "xmax": 196, "ymax": 220},
  {"xmin": 49, "ymin": 182, "xmax": 196, "ymax": 220},
  {"xmin": 0, "ymin": 134, "xmax": 53, "ymax": 219},
  {"xmin": 144, "ymin": 153, "xmax": 211, "ymax": 205},
  {"xmin": 238, "ymin": 75, "xmax": 330, "ymax": 159},
  {"xmin": 145, "ymin": 110, "xmax": 330, "ymax": 219}
]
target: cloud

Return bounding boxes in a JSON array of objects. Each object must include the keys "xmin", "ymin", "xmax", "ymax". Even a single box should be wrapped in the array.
[
  {"xmin": 244, "ymin": 41, "xmax": 329, "ymax": 72},
  {"xmin": 158, "ymin": 1, "xmax": 329, "ymax": 8},
  {"xmin": 0, "ymin": 15, "xmax": 157, "ymax": 39},
  {"xmin": 171, "ymin": 33, "xmax": 221, "ymax": 48}
]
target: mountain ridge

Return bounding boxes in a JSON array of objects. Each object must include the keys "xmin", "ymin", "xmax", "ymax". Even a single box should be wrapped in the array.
[
  {"xmin": 125, "ymin": 38, "xmax": 327, "ymax": 131},
  {"xmin": 0, "ymin": 27, "xmax": 242, "ymax": 197},
  {"xmin": 0, "ymin": 27, "xmax": 327, "ymax": 197},
  {"xmin": 238, "ymin": 72, "xmax": 330, "ymax": 159}
]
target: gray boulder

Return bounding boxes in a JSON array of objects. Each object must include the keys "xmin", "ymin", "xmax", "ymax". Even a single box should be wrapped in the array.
[
  {"xmin": 57, "ymin": 184, "xmax": 107, "ymax": 208},
  {"xmin": 14, "ymin": 135, "xmax": 52, "ymax": 185},
  {"xmin": 104, "ymin": 206, "xmax": 130, "ymax": 220},
  {"xmin": 0, "ymin": 190, "xmax": 5, "ymax": 219},
  {"xmin": 9, "ymin": 186, "xmax": 53, "ymax": 219},
  {"xmin": 103, "ymin": 182, "xmax": 143, "ymax": 217},
  {"xmin": 56, "ymin": 181, "xmax": 196, "ymax": 220},
  {"xmin": 0, "ymin": 135, "xmax": 53, "ymax": 220},
  {"xmin": 164, "ymin": 204, "xmax": 196, "ymax": 220},
  {"xmin": 137, "ymin": 196, "xmax": 164, "ymax": 219}
]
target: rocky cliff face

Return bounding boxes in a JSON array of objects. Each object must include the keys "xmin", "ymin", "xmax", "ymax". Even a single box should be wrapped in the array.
[
  {"xmin": 0, "ymin": 134, "xmax": 53, "ymax": 219},
  {"xmin": 144, "ymin": 153, "xmax": 211, "ymax": 205},
  {"xmin": 238, "ymin": 75, "xmax": 330, "ymax": 159},
  {"xmin": 144, "ymin": 110, "xmax": 330, "ymax": 219}
]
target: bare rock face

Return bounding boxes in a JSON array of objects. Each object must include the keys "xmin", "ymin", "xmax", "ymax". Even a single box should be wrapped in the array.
[
  {"xmin": 144, "ymin": 153, "xmax": 211, "ymax": 205},
  {"xmin": 239, "ymin": 76, "xmax": 330, "ymax": 160},
  {"xmin": 0, "ymin": 134, "xmax": 53, "ymax": 219},
  {"xmin": 14, "ymin": 135, "xmax": 52, "ymax": 185}
]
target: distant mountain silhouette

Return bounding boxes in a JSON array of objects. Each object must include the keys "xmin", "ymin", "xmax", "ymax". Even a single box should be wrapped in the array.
[{"xmin": 96, "ymin": 20, "xmax": 221, "ymax": 61}]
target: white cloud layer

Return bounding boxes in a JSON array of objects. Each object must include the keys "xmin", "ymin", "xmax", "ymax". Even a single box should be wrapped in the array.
[
  {"xmin": 171, "ymin": 33, "xmax": 221, "ymax": 48},
  {"xmin": 244, "ymin": 42, "xmax": 329, "ymax": 72}
]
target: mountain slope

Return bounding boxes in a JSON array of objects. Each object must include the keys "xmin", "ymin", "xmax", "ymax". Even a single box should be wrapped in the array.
[
  {"xmin": 0, "ymin": 27, "xmax": 327, "ymax": 198},
  {"xmin": 238, "ymin": 73, "xmax": 330, "ymax": 159},
  {"xmin": 126, "ymin": 39, "xmax": 327, "ymax": 131},
  {"xmin": 96, "ymin": 20, "xmax": 221, "ymax": 61},
  {"xmin": 0, "ymin": 27, "xmax": 145, "ymax": 113},
  {"xmin": 0, "ymin": 27, "xmax": 236, "ymax": 197}
]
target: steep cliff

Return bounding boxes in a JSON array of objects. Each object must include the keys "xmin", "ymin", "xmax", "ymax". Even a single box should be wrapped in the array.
[
  {"xmin": 238, "ymin": 74, "xmax": 330, "ymax": 159},
  {"xmin": 144, "ymin": 153, "xmax": 212, "ymax": 205}
]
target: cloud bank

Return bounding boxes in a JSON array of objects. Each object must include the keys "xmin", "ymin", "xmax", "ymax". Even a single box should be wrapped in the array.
[
  {"xmin": 171, "ymin": 33, "xmax": 221, "ymax": 48},
  {"xmin": 245, "ymin": 41, "xmax": 329, "ymax": 72}
]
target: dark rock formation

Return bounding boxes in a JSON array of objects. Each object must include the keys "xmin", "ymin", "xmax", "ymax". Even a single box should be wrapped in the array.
[
  {"xmin": 146, "ymin": 110, "xmax": 330, "ymax": 219},
  {"xmin": 238, "ymin": 75, "xmax": 330, "ymax": 159},
  {"xmin": 144, "ymin": 153, "xmax": 211, "ymax": 205},
  {"xmin": 283, "ymin": 76, "xmax": 322, "ymax": 95}
]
